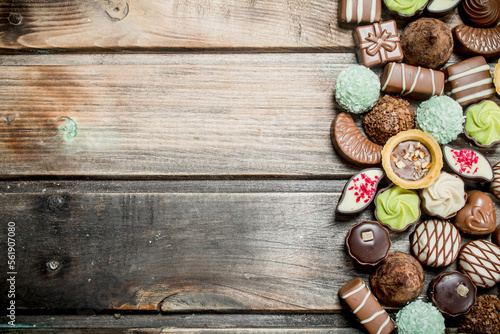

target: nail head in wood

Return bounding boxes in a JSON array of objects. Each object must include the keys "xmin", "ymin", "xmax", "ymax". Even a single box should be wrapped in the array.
[{"xmin": 8, "ymin": 13, "xmax": 22, "ymax": 25}]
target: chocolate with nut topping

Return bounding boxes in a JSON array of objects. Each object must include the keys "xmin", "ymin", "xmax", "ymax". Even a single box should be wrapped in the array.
[{"xmin": 390, "ymin": 140, "xmax": 431, "ymax": 181}]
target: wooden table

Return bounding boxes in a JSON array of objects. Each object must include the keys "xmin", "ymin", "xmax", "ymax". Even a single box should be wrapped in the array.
[{"xmin": 0, "ymin": 1, "xmax": 498, "ymax": 332}]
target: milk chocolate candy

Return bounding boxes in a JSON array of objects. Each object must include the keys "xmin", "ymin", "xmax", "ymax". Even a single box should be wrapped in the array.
[
  {"xmin": 429, "ymin": 271, "xmax": 477, "ymax": 317},
  {"xmin": 331, "ymin": 112, "xmax": 382, "ymax": 167},
  {"xmin": 493, "ymin": 225, "xmax": 500, "ymax": 247},
  {"xmin": 443, "ymin": 145, "xmax": 494, "ymax": 182},
  {"xmin": 346, "ymin": 220, "xmax": 391, "ymax": 266},
  {"xmin": 459, "ymin": 239, "xmax": 500, "ymax": 288},
  {"xmin": 381, "ymin": 62, "xmax": 445, "ymax": 100},
  {"xmin": 353, "ymin": 20, "xmax": 403, "ymax": 68},
  {"xmin": 443, "ymin": 56, "xmax": 496, "ymax": 107},
  {"xmin": 339, "ymin": 278, "xmax": 395, "ymax": 334},
  {"xmin": 426, "ymin": 0, "xmax": 462, "ymax": 17},
  {"xmin": 454, "ymin": 190, "xmax": 496, "ymax": 235},
  {"xmin": 490, "ymin": 161, "xmax": 500, "ymax": 200},
  {"xmin": 410, "ymin": 219, "xmax": 461, "ymax": 268},
  {"xmin": 337, "ymin": 168, "xmax": 385, "ymax": 215},
  {"xmin": 453, "ymin": 25, "xmax": 500, "ymax": 58},
  {"xmin": 459, "ymin": 0, "xmax": 500, "ymax": 28},
  {"xmin": 339, "ymin": 0, "xmax": 382, "ymax": 26}
]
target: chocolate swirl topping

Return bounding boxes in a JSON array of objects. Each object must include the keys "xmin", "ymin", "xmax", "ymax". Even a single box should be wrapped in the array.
[{"xmin": 460, "ymin": 0, "xmax": 500, "ymax": 28}]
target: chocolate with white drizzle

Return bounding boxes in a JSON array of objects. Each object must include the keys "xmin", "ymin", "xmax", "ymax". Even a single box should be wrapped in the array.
[
  {"xmin": 339, "ymin": 0, "xmax": 382, "ymax": 25},
  {"xmin": 459, "ymin": 239, "xmax": 500, "ymax": 288},
  {"xmin": 339, "ymin": 278, "xmax": 395, "ymax": 334},
  {"xmin": 381, "ymin": 62, "xmax": 445, "ymax": 100}
]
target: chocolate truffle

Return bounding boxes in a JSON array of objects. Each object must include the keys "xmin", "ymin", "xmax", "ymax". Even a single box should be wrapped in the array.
[
  {"xmin": 443, "ymin": 145, "xmax": 494, "ymax": 183},
  {"xmin": 458, "ymin": 295, "xmax": 500, "ymax": 334},
  {"xmin": 410, "ymin": 219, "xmax": 461, "ymax": 267},
  {"xmin": 459, "ymin": 239, "xmax": 500, "ymax": 288},
  {"xmin": 400, "ymin": 17, "xmax": 453, "ymax": 69},
  {"xmin": 429, "ymin": 271, "xmax": 477, "ymax": 317},
  {"xmin": 363, "ymin": 95, "xmax": 415, "ymax": 145},
  {"xmin": 339, "ymin": 278, "xmax": 395, "ymax": 334},
  {"xmin": 370, "ymin": 252, "xmax": 425, "ymax": 306},
  {"xmin": 396, "ymin": 300, "xmax": 445, "ymax": 334},
  {"xmin": 459, "ymin": 0, "xmax": 500, "ymax": 28},
  {"xmin": 493, "ymin": 224, "xmax": 500, "ymax": 247},
  {"xmin": 417, "ymin": 96, "xmax": 464, "ymax": 145},
  {"xmin": 346, "ymin": 220, "xmax": 391, "ymax": 266},
  {"xmin": 336, "ymin": 168, "xmax": 384, "ymax": 215},
  {"xmin": 335, "ymin": 65, "xmax": 380, "ymax": 114},
  {"xmin": 454, "ymin": 190, "xmax": 496, "ymax": 235}
]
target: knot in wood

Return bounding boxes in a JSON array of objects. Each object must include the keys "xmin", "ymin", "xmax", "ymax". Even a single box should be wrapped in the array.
[
  {"xmin": 48, "ymin": 196, "xmax": 64, "ymax": 212},
  {"xmin": 47, "ymin": 260, "xmax": 60, "ymax": 271},
  {"xmin": 8, "ymin": 13, "xmax": 22, "ymax": 25}
]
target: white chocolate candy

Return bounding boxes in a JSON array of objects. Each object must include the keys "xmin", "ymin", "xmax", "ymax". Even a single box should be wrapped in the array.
[
  {"xmin": 459, "ymin": 240, "xmax": 500, "ymax": 288},
  {"xmin": 337, "ymin": 168, "xmax": 384, "ymax": 214},
  {"xmin": 443, "ymin": 145, "xmax": 493, "ymax": 182},
  {"xmin": 490, "ymin": 161, "xmax": 500, "ymax": 200},
  {"xmin": 410, "ymin": 219, "xmax": 461, "ymax": 267},
  {"xmin": 420, "ymin": 171, "xmax": 466, "ymax": 218}
]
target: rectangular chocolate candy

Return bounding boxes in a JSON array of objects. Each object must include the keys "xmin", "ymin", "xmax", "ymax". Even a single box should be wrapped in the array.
[
  {"xmin": 339, "ymin": 0, "xmax": 382, "ymax": 25},
  {"xmin": 353, "ymin": 20, "xmax": 403, "ymax": 67},
  {"xmin": 381, "ymin": 62, "xmax": 445, "ymax": 100},
  {"xmin": 339, "ymin": 278, "xmax": 395, "ymax": 334},
  {"xmin": 442, "ymin": 56, "xmax": 496, "ymax": 106}
]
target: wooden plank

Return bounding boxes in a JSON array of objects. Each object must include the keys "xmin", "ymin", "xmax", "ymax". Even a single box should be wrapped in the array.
[
  {"xmin": 0, "ymin": 181, "xmax": 498, "ymax": 314},
  {"xmin": 2, "ymin": 53, "xmax": 500, "ymax": 178}
]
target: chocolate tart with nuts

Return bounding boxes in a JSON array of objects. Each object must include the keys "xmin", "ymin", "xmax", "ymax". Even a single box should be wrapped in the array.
[{"xmin": 381, "ymin": 129, "xmax": 443, "ymax": 189}]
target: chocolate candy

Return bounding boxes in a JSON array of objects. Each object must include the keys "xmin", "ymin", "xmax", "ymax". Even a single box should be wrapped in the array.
[
  {"xmin": 410, "ymin": 219, "xmax": 461, "ymax": 268},
  {"xmin": 493, "ymin": 225, "xmax": 500, "ymax": 247},
  {"xmin": 443, "ymin": 145, "xmax": 493, "ymax": 182},
  {"xmin": 491, "ymin": 162, "xmax": 500, "ymax": 200},
  {"xmin": 442, "ymin": 56, "xmax": 496, "ymax": 107},
  {"xmin": 330, "ymin": 112, "xmax": 382, "ymax": 166},
  {"xmin": 339, "ymin": 278, "xmax": 395, "ymax": 334},
  {"xmin": 337, "ymin": 168, "xmax": 384, "ymax": 215},
  {"xmin": 459, "ymin": 0, "xmax": 500, "ymax": 28},
  {"xmin": 459, "ymin": 239, "xmax": 500, "ymax": 288},
  {"xmin": 339, "ymin": 0, "xmax": 382, "ymax": 26},
  {"xmin": 426, "ymin": 0, "xmax": 462, "ymax": 17},
  {"xmin": 353, "ymin": 20, "xmax": 403, "ymax": 68},
  {"xmin": 346, "ymin": 220, "xmax": 391, "ymax": 266},
  {"xmin": 381, "ymin": 62, "xmax": 445, "ymax": 100},
  {"xmin": 370, "ymin": 252, "xmax": 425, "ymax": 306},
  {"xmin": 453, "ymin": 25, "xmax": 500, "ymax": 58},
  {"xmin": 429, "ymin": 271, "xmax": 477, "ymax": 317},
  {"xmin": 454, "ymin": 190, "xmax": 496, "ymax": 235}
]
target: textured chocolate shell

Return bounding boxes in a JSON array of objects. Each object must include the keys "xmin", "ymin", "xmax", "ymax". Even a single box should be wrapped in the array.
[
  {"xmin": 459, "ymin": 0, "xmax": 500, "ymax": 28},
  {"xmin": 453, "ymin": 25, "xmax": 500, "ymax": 58},
  {"xmin": 410, "ymin": 219, "xmax": 461, "ymax": 267},
  {"xmin": 331, "ymin": 112, "xmax": 382, "ymax": 167},
  {"xmin": 459, "ymin": 239, "xmax": 500, "ymax": 288}
]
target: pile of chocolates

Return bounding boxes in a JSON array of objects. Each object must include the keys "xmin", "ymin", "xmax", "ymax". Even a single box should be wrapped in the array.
[{"xmin": 333, "ymin": 0, "xmax": 500, "ymax": 333}]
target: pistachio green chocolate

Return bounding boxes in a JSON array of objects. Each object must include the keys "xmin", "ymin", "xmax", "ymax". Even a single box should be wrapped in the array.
[
  {"xmin": 376, "ymin": 186, "xmax": 420, "ymax": 230},
  {"xmin": 465, "ymin": 100, "xmax": 500, "ymax": 146},
  {"xmin": 385, "ymin": 0, "xmax": 428, "ymax": 15}
]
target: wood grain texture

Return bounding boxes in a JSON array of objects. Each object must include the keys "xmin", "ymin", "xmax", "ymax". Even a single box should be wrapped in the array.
[
  {"xmin": 0, "ymin": 181, "xmax": 498, "ymax": 314},
  {"xmin": 0, "ymin": 0, "xmax": 465, "ymax": 52},
  {"xmin": 1, "ymin": 53, "xmax": 499, "ymax": 178}
]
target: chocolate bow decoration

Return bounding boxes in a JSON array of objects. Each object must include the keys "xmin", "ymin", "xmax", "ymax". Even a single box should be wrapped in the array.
[{"xmin": 360, "ymin": 23, "xmax": 399, "ymax": 58}]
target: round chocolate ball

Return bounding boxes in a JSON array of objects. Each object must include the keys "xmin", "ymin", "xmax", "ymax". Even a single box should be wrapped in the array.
[
  {"xmin": 401, "ymin": 17, "xmax": 453, "ymax": 69},
  {"xmin": 370, "ymin": 252, "xmax": 425, "ymax": 306}
]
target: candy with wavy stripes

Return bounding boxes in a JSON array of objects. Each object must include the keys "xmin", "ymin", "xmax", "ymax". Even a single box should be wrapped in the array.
[
  {"xmin": 490, "ymin": 161, "xmax": 500, "ymax": 200},
  {"xmin": 459, "ymin": 0, "xmax": 500, "ymax": 28},
  {"xmin": 410, "ymin": 219, "xmax": 461, "ymax": 267},
  {"xmin": 339, "ymin": 277, "xmax": 394, "ymax": 334},
  {"xmin": 459, "ymin": 239, "xmax": 500, "ymax": 288}
]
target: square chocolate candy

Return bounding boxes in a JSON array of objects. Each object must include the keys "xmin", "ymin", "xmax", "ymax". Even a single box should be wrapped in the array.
[
  {"xmin": 339, "ymin": 0, "xmax": 382, "ymax": 25},
  {"xmin": 353, "ymin": 20, "xmax": 403, "ymax": 67},
  {"xmin": 442, "ymin": 56, "xmax": 496, "ymax": 107}
]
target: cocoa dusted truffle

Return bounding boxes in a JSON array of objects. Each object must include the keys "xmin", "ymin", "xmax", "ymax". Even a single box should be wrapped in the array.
[
  {"xmin": 363, "ymin": 95, "xmax": 415, "ymax": 145},
  {"xmin": 458, "ymin": 295, "xmax": 500, "ymax": 334},
  {"xmin": 370, "ymin": 251, "xmax": 425, "ymax": 306},
  {"xmin": 400, "ymin": 17, "xmax": 453, "ymax": 69}
]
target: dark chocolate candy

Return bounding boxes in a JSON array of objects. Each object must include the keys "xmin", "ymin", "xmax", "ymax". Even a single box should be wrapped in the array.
[
  {"xmin": 381, "ymin": 62, "xmax": 445, "ymax": 100},
  {"xmin": 459, "ymin": 0, "xmax": 500, "ymax": 28},
  {"xmin": 453, "ymin": 25, "xmax": 500, "ymax": 58},
  {"xmin": 426, "ymin": 0, "xmax": 462, "ymax": 17},
  {"xmin": 443, "ymin": 145, "xmax": 493, "ymax": 182},
  {"xmin": 339, "ymin": 0, "xmax": 382, "ymax": 25},
  {"xmin": 454, "ymin": 190, "xmax": 496, "ymax": 235},
  {"xmin": 353, "ymin": 20, "xmax": 403, "ymax": 68},
  {"xmin": 443, "ymin": 56, "xmax": 496, "ymax": 107},
  {"xmin": 337, "ymin": 168, "xmax": 385, "ymax": 215},
  {"xmin": 346, "ymin": 220, "xmax": 391, "ymax": 266},
  {"xmin": 429, "ymin": 271, "xmax": 477, "ymax": 317},
  {"xmin": 493, "ymin": 224, "xmax": 500, "ymax": 247},
  {"xmin": 330, "ymin": 112, "xmax": 382, "ymax": 167}
]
